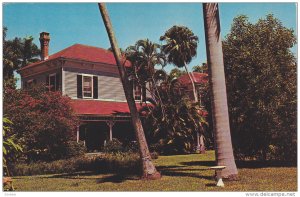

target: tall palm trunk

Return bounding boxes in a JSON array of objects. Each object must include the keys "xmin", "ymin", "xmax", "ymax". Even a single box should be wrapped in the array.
[
  {"xmin": 203, "ymin": 3, "xmax": 238, "ymax": 179},
  {"xmin": 98, "ymin": 3, "xmax": 160, "ymax": 180},
  {"xmin": 183, "ymin": 64, "xmax": 206, "ymax": 153},
  {"xmin": 183, "ymin": 64, "xmax": 198, "ymax": 103}
]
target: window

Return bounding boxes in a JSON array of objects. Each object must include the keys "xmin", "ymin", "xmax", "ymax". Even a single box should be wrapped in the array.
[
  {"xmin": 83, "ymin": 75, "xmax": 93, "ymax": 98},
  {"xmin": 133, "ymin": 82, "xmax": 141, "ymax": 100},
  {"xmin": 49, "ymin": 74, "xmax": 56, "ymax": 91},
  {"xmin": 77, "ymin": 74, "xmax": 98, "ymax": 99}
]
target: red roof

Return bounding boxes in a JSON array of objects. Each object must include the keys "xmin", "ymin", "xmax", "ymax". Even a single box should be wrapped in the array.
[
  {"xmin": 19, "ymin": 44, "xmax": 131, "ymax": 71},
  {"xmin": 71, "ymin": 99, "xmax": 145, "ymax": 116},
  {"xmin": 177, "ymin": 72, "xmax": 208, "ymax": 85}
]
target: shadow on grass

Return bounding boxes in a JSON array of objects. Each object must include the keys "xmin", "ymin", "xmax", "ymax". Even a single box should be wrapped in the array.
[
  {"xmin": 236, "ymin": 160, "xmax": 297, "ymax": 168},
  {"xmin": 157, "ymin": 165, "xmax": 213, "ymax": 181},
  {"xmin": 96, "ymin": 174, "xmax": 139, "ymax": 183},
  {"xmin": 180, "ymin": 160, "xmax": 296, "ymax": 169}
]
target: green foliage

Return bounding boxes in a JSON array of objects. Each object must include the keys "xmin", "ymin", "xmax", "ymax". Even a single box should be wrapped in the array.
[
  {"xmin": 65, "ymin": 141, "xmax": 87, "ymax": 158},
  {"xmin": 169, "ymin": 68, "xmax": 186, "ymax": 80},
  {"xmin": 4, "ymin": 84, "xmax": 79, "ymax": 162},
  {"xmin": 3, "ymin": 27, "xmax": 40, "ymax": 79},
  {"xmin": 11, "ymin": 152, "xmax": 141, "ymax": 176},
  {"xmin": 192, "ymin": 63, "xmax": 208, "ymax": 73},
  {"xmin": 223, "ymin": 15, "xmax": 297, "ymax": 161},
  {"xmin": 3, "ymin": 117, "xmax": 23, "ymax": 168},
  {"xmin": 160, "ymin": 25, "xmax": 198, "ymax": 68},
  {"xmin": 143, "ymin": 80, "xmax": 207, "ymax": 154},
  {"xmin": 103, "ymin": 138, "xmax": 123, "ymax": 153}
]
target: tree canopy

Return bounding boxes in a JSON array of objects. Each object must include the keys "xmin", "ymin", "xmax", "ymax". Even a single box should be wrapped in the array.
[
  {"xmin": 3, "ymin": 27, "xmax": 40, "ymax": 80},
  {"xmin": 223, "ymin": 14, "xmax": 297, "ymax": 161}
]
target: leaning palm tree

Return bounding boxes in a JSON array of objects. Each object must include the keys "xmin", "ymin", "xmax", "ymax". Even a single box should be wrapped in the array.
[
  {"xmin": 160, "ymin": 26, "xmax": 199, "ymax": 103},
  {"xmin": 203, "ymin": 3, "xmax": 238, "ymax": 179},
  {"xmin": 98, "ymin": 3, "xmax": 160, "ymax": 180}
]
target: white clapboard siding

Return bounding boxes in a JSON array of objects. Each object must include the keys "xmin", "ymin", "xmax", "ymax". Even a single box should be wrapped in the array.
[
  {"xmin": 64, "ymin": 70, "xmax": 126, "ymax": 101},
  {"xmin": 64, "ymin": 71, "xmax": 78, "ymax": 98},
  {"xmin": 98, "ymin": 75, "xmax": 126, "ymax": 101}
]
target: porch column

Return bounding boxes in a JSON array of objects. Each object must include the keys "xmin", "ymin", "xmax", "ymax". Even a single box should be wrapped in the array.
[
  {"xmin": 196, "ymin": 132, "xmax": 201, "ymax": 152},
  {"xmin": 105, "ymin": 120, "xmax": 115, "ymax": 141},
  {"xmin": 76, "ymin": 125, "xmax": 80, "ymax": 143}
]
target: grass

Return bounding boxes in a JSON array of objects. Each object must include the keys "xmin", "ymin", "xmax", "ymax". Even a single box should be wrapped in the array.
[{"xmin": 11, "ymin": 150, "xmax": 297, "ymax": 191}]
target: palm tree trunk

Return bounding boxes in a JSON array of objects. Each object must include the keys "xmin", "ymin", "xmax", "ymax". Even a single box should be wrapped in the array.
[
  {"xmin": 183, "ymin": 64, "xmax": 198, "ymax": 103},
  {"xmin": 98, "ymin": 3, "xmax": 160, "ymax": 180},
  {"xmin": 203, "ymin": 3, "xmax": 238, "ymax": 180}
]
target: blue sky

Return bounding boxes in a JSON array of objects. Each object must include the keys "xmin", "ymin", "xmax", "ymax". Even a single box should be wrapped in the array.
[{"xmin": 3, "ymin": 3, "xmax": 297, "ymax": 87}]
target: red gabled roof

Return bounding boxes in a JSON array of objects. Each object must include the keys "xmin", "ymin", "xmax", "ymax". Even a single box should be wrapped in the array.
[
  {"xmin": 19, "ymin": 44, "xmax": 131, "ymax": 71},
  {"xmin": 71, "ymin": 99, "xmax": 145, "ymax": 116},
  {"xmin": 177, "ymin": 72, "xmax": 208, "ymax": 85}
]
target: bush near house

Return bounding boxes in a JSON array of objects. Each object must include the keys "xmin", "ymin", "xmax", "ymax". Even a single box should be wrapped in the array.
[
  {"xmin": 3, "ymin": 84, "xmax": 80, "ymax": 163},
  {"xmin": 10, "ymin": 152, "xmax": 141, "ymax": 176}
]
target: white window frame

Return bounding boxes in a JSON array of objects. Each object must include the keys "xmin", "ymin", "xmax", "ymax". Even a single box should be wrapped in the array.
[
  {"xmin": 82, "ymin": 74, "xmax": 93, "ymax": 99},
  {"xmin": 49, "ymin": 73, "xmax": 56, "ymax": 91}
]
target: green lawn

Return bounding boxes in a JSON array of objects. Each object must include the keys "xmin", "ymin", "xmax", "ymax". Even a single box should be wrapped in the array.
[{"xmin": 12, "ymin": 151, "xmax": 297, "ymax": 191}]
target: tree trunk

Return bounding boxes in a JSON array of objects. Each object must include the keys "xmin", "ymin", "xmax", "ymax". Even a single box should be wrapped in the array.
[
  {"xmin": 98, "ymin": 3, "xmax": 160, "ymax": 180},
  {"xmin": 203, "ymin": 3, "xmax": 238, "ymax": 180},
  {"xmin": 183, "ymin": 64, "xmax": 198, "ymax": 103}
]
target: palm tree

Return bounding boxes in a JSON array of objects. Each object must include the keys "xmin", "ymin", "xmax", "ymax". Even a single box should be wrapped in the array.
[
  {"xmin": 203, "ymin": 3, "xmax": 238, "ymax": 179},
  {"xmin": 98, "ymin": 3, "xmax": 160, "ymax": 180},
  {"xmin": 125, "ymin": 39, "xmax": 166, "ymax": 103},
  {"xmin": 160, "ymin": 26, "xmax": 206, "ymax": 153},
  {"xmin": 160, "ymin": 26, "xmax": 199, "ymax": 103}
]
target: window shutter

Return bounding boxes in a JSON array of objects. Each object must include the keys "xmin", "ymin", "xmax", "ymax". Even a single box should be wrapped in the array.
[
  {"xmin": 56, "ymin": 74, "xmax": 60, "ymax": 91},
  {"xmin": 93, "ymin": 76, "xmax": 98, "ymax": 99},
  {"xmin": 77, "ymin": 75, "xmax": 83, "ymax": 98}
]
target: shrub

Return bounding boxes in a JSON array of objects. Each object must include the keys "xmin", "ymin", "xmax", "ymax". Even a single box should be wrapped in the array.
[
  {"xmin": 124, "ymin": 140, "xmax": 139, "ymax": 153},
  {"xmin": 11, "ymin": 152, "xmax": 141, "ymax": 176},
  {"xmin": 103, "ymin": 138, "xmax": 123, "ymax": 153},
  {"xmin": 65, "ymin": 141, "xmax": 87, "ymax": 158},
  {"xmin": 3, "ymin": 84, "xmax": 79, "ymax": 162}
]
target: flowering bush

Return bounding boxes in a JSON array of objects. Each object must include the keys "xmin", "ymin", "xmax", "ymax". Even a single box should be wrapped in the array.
[{"xmin": 4, "ymin": 84, "xmax": 79, "ymax": 162}]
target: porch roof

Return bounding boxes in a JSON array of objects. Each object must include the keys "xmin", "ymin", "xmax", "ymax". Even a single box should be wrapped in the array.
[{"xmin": 71, "ymin": 99, "xmax": 147, "ymax": 117}]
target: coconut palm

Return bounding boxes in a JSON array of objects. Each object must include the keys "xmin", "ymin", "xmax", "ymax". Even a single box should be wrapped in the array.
[
  {"xmin": 98, "ymin": 3, "xmax": 160, "ymax": 180},
  {"xmin": 203, "ymin": 3, "xmax": 238, "ymax": 179},
  {"xmin": 160, "ymin": 25, "xmax": 199, "ymax": 103}
]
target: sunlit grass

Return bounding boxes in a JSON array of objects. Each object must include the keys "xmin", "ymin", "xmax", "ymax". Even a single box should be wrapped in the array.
[{"xmin": 12, "ymin": 150, "xmax": 297, "ymax": 191}]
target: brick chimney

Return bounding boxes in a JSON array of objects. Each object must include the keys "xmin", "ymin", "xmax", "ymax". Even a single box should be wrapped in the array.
[{"xmin": 39, "ymin": 32, "xmax": 50, "ymax": 61}]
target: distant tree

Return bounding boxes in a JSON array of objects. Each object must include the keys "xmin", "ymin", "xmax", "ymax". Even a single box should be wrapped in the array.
[
  {"xmin": 142, "ymin": 79, "xmax": 207, "ymax": 154},
  {"xmin": 125, "ymin": 39, "xmax": 166, "ymax": 103},
  {"xmin": 160, "ymin": 25, "xmax": 199, "ymax": 102},
  {"xmin": 193, "ymin": 63, "xmax": 208, "ymax": 73},
  {"xmin": 4, "ymin": 85, "xmax": 79, "ymax": 162},
  {"xmin": 169, "ymin": 68, "xmax": 186, "ymax": 80},
  {"xmin": 223, "ymin": 14, "xmax": 297, "ymax": 162},
  {"xmin": 3, "ymin": 27, "xmax": 40, "ymax": 80}
]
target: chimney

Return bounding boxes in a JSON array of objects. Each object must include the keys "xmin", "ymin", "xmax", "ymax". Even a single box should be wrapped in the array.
[{"xmin": 39, "ymin": 32, "xmax": 50, "ymax": 61}]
